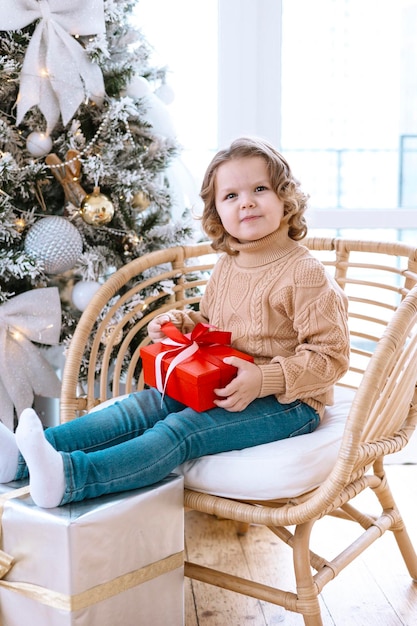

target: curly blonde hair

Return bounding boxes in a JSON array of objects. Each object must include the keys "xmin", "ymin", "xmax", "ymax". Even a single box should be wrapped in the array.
[{"xmin": 200, "ymin": 137, "xmax": 309, "ymax": 254}]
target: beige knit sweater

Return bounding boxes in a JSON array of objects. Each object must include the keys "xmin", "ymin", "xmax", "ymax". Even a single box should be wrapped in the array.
[{"xmin": 170, "ymin": 227, "xmax": 350, "ymax": 418}]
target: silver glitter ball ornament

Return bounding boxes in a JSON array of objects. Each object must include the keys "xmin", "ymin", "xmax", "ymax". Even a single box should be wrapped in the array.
[{"xmin": 24, "ymin": 216, "xmax": 83, "ymax": 274}]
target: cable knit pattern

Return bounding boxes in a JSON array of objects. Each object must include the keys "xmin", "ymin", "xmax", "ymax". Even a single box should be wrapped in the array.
[{"xmin": 171, "ymin": 227, "xmax": 350, "ymax": 417}]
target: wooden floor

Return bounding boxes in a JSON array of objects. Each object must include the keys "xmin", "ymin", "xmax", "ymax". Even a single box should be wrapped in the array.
[{"xmin": 184, "ymin": 465, "xmax": 417, "ymax": 626}]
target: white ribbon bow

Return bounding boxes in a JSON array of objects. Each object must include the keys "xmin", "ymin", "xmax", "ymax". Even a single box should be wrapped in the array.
[
  {"xmin": 0, "ymin": 287, "xmax": 62, "ymax": 431},
  {"xmin": 155, "ymin": 339, "xmax": 200, "ymax": 405},
  {"xmin": 0, "ymin": 0, "xmax": 106, "ymax": 133}
]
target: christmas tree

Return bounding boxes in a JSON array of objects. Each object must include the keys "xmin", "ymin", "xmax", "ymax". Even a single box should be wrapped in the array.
[{"xmin": 0, "ymin": 0, "xmax": 195, "ymax": 429}]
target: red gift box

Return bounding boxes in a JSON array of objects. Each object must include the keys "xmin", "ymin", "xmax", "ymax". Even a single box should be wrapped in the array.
[{"xmin": 140, "ymin": 322, "xmax": 254, "ymax": 412}]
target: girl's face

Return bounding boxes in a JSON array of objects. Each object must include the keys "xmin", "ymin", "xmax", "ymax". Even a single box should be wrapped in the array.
[{"xmin": 214, "ymin": 156, "xmax": 285, "ymax": 243}]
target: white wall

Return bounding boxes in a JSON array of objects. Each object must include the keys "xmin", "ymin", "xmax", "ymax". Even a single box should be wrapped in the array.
[{"xmin": 217, "ymin": 0, "xmax": 282, "ymax": 149}]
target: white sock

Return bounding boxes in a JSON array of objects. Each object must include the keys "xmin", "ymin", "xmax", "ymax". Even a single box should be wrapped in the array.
[
  {"xmin": 16, "ymin": 409, "xmax": 65, "ymax": 508},
  {"xmin": 0, "ymin": 421, "xmax": 19, "ymax": 483}
]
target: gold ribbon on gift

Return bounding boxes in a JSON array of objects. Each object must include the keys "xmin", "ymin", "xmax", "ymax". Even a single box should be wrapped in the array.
[
  {"xmin": 0, "ymin": 488, "xmax": 184, "ymax": 611},
  {"xmin": 0, "ymin": 287, "xmax": 62, "ymax": 431},
  {"xmin": 0, "ymin": 0, "xmax": 106, "ymax": 133}
]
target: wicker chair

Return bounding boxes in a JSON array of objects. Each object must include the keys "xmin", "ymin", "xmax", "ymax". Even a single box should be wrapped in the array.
[{"xmin": 60, "ymin": 238, "xmax": 417, "ymax": 626}]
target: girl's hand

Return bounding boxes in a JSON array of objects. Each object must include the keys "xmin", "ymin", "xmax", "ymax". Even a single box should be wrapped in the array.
[
  {"xmin": 147, "ymin": 315, "xmax": 171, "ymax": 342},
  {"xmin": 213, "ymin": 357, "xmax": 262, "ymax": 412}
]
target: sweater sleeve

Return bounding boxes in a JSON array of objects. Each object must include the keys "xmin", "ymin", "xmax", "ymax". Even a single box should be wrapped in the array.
[
  {"xmin": 258, "ymin": 264, "xmax": 350, "ymax": 404},
  {"xmin": 162, "ymin": 308, "xmax": 208, "ymax": 334}
]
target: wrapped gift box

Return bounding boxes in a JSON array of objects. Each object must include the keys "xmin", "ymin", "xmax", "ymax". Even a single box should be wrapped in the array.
[
  {"xmin": 140, "ymin": 323, "xmax": 253, "ymax": 412},
  {"xmin": 0, "ymin": 475, "xmax": 184, "ymax": 626}
]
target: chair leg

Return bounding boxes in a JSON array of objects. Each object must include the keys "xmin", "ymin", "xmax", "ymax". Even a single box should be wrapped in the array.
[
  {"xmin": 393, "ymin": 524, "xmax": 417, "ymax": 581},
  {"xmin": 293, "ymin": 520, "xmax": 324, "ymax": 626},
  {"xmin": 373, "ymin": 467, "xmax": 417, "ymax": 581}
]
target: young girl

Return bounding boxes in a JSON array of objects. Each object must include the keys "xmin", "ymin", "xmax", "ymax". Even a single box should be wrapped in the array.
[{"xmin": 0, "ymin": 137, "xmax": 350, "ymax": 508}]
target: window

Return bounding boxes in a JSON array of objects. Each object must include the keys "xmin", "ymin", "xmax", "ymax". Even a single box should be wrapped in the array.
[
  {"xmin": 134, "ymin": 0, "xmax": 417, "ymax": 239},
  {"xmin": 280, "ymin": 0, "xmax": 417, "ymax": 240}
]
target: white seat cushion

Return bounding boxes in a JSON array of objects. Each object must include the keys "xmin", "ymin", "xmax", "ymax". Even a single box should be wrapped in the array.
[
  {"xmin": 178, "ymin": 386, "xmax": 354, "ymax": 500},
  {"xmin": 91, "ymin": 386, "xmax": 354, "ymax": 501}
]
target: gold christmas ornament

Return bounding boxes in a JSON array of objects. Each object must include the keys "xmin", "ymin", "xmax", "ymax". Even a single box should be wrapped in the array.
[
  {"xmin": 122, "ymin": 230, "xmax": 141, "ymax": 256},
  {"xmin": 80, "ymin": 187, "xmax": 115, "ymax": 226},
  {"xmin": 100, "ymin": 324, "xmax": 123, "ymax": 346},
  {"xmin": 14, "ymin": 217, "xmax": 27, "ymax": 233},
  {"xmin": 131, "ymin": 190, "xmax": 151, "ymax": 212}
]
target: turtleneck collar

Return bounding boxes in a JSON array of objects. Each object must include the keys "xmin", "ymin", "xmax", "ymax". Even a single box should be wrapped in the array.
[{"xmin": 228, "ymin": 226, "xmax": 301, "ymax": 268}]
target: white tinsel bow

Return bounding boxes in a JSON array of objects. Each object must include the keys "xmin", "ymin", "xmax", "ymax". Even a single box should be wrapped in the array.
[
  {"xmin": 0, "ymin": 287, "xmax": 62, "ymax": 431},
  {"xmin": 0, "ymin": 0, "xmax": 106, "ymax": 133}
]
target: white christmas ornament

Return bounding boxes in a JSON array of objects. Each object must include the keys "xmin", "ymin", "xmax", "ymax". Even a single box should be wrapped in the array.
[
  {"xmin": 124, "ymin": 75, "xmax": 176, "ymax": 139},
  {"xmin": 144, "ymin": 92, "xmax": 176, "ymax": 139},
  {"xmin": 26, "ymin": 131, "xmax": 53, "ymax": 157},
  {"xmin": 72, "ymin": 280, "xmax": 101, "ymax": 311},
  {"xmin": 125, "ymin": 75, "xmax": 152, "ymax": 99},
  {"xmin": 24, "ymin": 216, "xmax": 83, "ymax": 274},
  {"xmin": 155, "ymin": 83, "xmax": 175, "ymax": 105}
]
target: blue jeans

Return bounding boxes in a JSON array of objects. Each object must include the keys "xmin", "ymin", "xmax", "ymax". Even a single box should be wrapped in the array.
[{"xmin": 16, "ymin": 388, "xmax": 319, "ymax": 504}]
